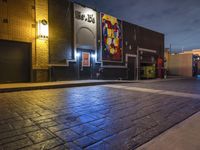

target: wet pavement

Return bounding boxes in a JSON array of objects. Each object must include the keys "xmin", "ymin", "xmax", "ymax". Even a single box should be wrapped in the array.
[{"xmin": 0, "ymin": 78, "xmax": 200, "ymax": 150}]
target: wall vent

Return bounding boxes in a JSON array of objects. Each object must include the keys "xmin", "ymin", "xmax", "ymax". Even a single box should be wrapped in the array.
[
  {"xmin": 31, "ymin": 5, "xmax": 35, "ymax": 9},
  {"xmin": 2, "ymin": 18, "xmax": 8, "ymax": 23}
]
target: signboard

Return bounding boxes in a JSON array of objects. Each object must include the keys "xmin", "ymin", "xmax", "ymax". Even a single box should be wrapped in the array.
[
  {"xmin": 75, "ymin": 10, "xmax": 95, "ymax": 24},
  {"xmin": 101, "ymin": 13, "xmax": 123, "ymax": 62},
  {"xmin": 74, "ymin": 4, "xmax": 97, "ymax": 50},
  {"xmin": 82, "ymin": 52, "xmax": 90, "ymax": 67}
]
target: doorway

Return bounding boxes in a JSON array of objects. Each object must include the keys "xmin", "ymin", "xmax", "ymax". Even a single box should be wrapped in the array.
[
  {"xmin": 127, "ymin": 57, "xmax": 136, "ymax": 80},
  {"xmin": 0, "ymin": 40, "xmax": 31, "ymax": 83},
  {"xmin": 78, "ymin": 49, "xmax": 94, "ymax": 80}
]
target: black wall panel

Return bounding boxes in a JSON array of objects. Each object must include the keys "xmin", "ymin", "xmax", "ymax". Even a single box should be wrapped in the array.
[
  {"xmin": 97, "ymin": 12, "xmax": 102, "ymax": 62},
  {"xmin": 48, "ymin": 0, "xmax": 74, "ymax": 64},
  {"xmin": 123, "ymin": 21, "xmax": 164, "ymax": 59},
  {"xmin": 50, "ymin": 64, "xmax": 77, "ymax": 81},
  {"xmin": 101, "ymin": 68, "xmax": 127, "ymax": 80},
  {"xmin": 137, "ymin": 26, "xmax": 164, "ymax": 58},
  {"xmin": 123, "ymin": 22, "xmax": 138, "ymax": 55}
]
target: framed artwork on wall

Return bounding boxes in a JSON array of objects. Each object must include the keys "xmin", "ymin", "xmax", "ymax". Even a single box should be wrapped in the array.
[{"xmin": 82, "ymin": 52, "xmax": 90, "ymax": 67}]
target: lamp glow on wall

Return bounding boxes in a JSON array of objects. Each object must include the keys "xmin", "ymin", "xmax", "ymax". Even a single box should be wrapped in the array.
[
  {"xmin": 75, "ymin": 51, "xmax": 80, "ymax": 58},
  {"xmin": 38, "ymin": 20, "xmax": 48, "ymax": 39},
  {"xmin": 92, "ymin": 53, "xmax": 97, "ymax": 59}
]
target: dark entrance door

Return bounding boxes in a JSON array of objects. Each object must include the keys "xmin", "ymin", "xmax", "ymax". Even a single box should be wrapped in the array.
[
  {"xmin": 128, "ymin": 57, "xmax": 136, "ymax": 80},
  {"xmin": 0, "ymin": 40, "xmax": 31, "ymax": 83},
  {"xmin": 78, "ymin": 49, "xmax": 93, "ymax": 80}
]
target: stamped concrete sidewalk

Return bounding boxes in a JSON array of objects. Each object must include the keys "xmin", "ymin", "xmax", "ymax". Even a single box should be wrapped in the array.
[
  {"xmin": 0, "ymin": 78, "xmax": 199, "ymax": 149},
  {"xmin": 137, "ymin": 112, "xmax": 200, "ymax": 150}
]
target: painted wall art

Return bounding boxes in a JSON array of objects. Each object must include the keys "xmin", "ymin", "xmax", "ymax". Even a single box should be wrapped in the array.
[{"xmin": 101, "ymin": 13, "xmax": 123, "ymax": 62}]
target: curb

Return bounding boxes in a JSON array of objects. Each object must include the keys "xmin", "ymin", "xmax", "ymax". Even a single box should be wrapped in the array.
[
  {"xmin": 0, "ymin": 77, "xmax": 188, "ymax": 93},
  {"xmin": 0, "ymin": 81, "xmax": 135, "ymax": 93}
]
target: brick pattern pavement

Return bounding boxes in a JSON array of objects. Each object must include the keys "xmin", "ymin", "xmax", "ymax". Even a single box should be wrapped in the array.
[{"xmin": 0, "ymin": 79, "xmax": 200, "ymax": 149}]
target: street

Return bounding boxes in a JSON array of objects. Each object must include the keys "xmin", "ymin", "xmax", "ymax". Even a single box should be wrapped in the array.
[{"xmin": 0, "ymin": 78, "xmax": 200, "ymax": 150}]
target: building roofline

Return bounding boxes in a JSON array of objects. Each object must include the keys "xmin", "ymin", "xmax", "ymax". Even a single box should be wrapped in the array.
[
  {"xmin": 123, "ymin": 20, "xmax": 164, "ymax": 35},
  {"xmin": 70, "ymin": 0, "xmax": 164, "ymax": 35}
]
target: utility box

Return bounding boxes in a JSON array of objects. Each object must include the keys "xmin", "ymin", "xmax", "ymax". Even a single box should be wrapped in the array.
[{"xmin": 141, "ymin": 66, "xmax": 156, "ymax": 79}]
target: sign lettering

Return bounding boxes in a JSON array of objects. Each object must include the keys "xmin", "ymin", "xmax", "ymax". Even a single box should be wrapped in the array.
[{"xmin": 75, "ymin": 11, "xmax": 95, "ymax": 24}]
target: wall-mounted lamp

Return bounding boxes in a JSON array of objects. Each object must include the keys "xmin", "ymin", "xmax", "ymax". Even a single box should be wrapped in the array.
[
  {"xmin": 91, "ymin": 53, "xmax": 97, "ymax": 59},
  {"xmin": 38, "ymin": 19, "xmax": 48, "ymax": 39},
  {"xmin": 75, "ymin": 51, "xmax": 80, "ymax": 58}
]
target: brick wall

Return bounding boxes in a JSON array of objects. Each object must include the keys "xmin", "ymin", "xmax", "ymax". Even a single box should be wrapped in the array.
[
  {"xmin": 34, "ymin": 0, "xmax": 49, "ymax": 81},
  {"xmin": 35, "ymin": 0, "xmax": 49, "ymax": 69},
  {"xmin": 0, "ymin": 0, "xmax": 49, "ymax": 82},
  {"xmin": 0, "ymin": 0, "xmax": 35, "ymax": 42}
]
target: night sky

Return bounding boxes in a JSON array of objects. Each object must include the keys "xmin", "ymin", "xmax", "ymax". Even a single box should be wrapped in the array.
[{"xmin": 73, "ymin": 0, "xmax": 200, "ymax": 52}]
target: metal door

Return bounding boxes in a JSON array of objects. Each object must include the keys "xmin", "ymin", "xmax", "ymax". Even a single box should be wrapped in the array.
[
  {"xmin": 78, "ymin": 50, "xmax": 92, "ymax": 80},
  {"xmin": 127, "ymin": 57, "xmax": 136, "ymax": 80},
  {"xmin": 0, "ymin": 40, "xmax": 31, "ymax": 83}
]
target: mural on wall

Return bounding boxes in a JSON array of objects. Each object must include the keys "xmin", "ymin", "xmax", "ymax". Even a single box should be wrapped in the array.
[{"xmin": 101, "ymin": 13, "xmax": 123, "ymax": 62}]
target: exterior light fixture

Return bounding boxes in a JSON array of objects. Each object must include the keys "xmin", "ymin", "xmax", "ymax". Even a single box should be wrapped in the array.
[
  {"xmin": 75, "ymin": 51, "xmax": 80, "ymax": 58},
  {"xmin": 91, "ymin": 53, "xmax": 97, "ymax": 59},
  {"xmin": 38, "ymin": 19, "xmax": 48, "ymax": 39}
]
